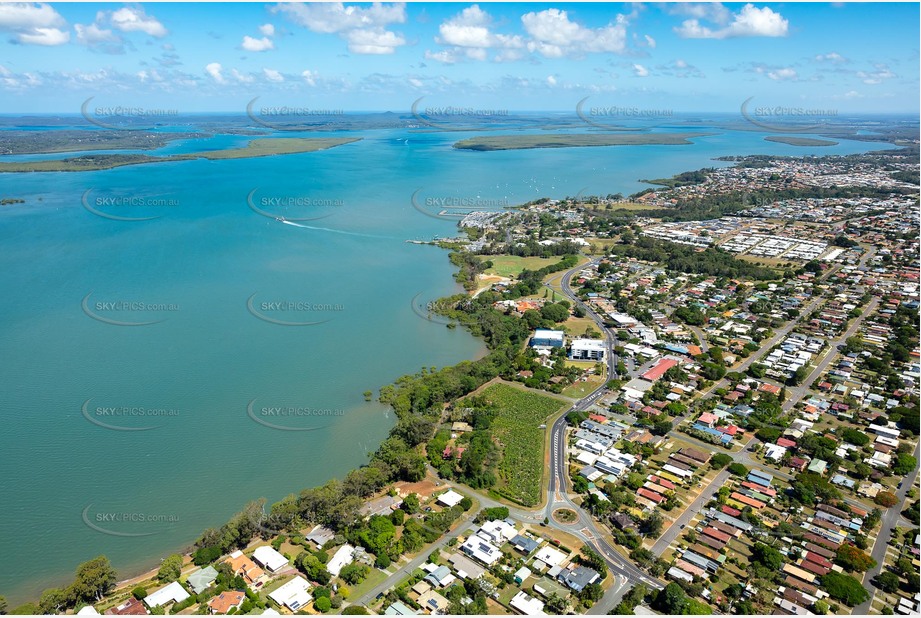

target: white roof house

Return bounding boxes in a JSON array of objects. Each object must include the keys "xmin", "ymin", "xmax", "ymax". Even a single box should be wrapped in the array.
[
  {"xmin": 510, "ymin": 591, "xmax": 546, "ymax": 615},
  {"xmin": 268, "ymin": 576, "xmax": 312, "ymax": 611},
  {"xmin": 436, "ymin": 489, "xmax": 465, "ymax": 508},
  {"xmin": 253, "ymin": 545, "xmax": 289, "ymax": 573},
  {"xmin": 460, "ymin": 534, "xmax": 502, "ymax": 566},
  {"xmin": 327, "ymin": 544, "xmax": 356, "ymax": 576},
  {"xmin": 534, "ymin": 546, "xmax": 567, "ymax": 568},
  {"xmin": 144, "ymin": 581, "xmax": 190, "ymax": 608},
  {"xmin": 764, "ymin": 443, "xmax": 788, "ymax": 462},
  {"xmin": 477, "ymin": 519, "xmax": 517, "ymax": 545},
  {"xmin": 76, "ymin": 606, "xmax": 100, "ymax": 615}
]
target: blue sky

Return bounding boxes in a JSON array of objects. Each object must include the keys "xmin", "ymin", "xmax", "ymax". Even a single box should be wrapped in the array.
[{"xmin": 0, "ymin": 2, "xmax": 917, "ymax": 113}]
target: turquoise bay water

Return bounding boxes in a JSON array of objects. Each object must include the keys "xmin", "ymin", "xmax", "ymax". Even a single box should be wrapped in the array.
[{"xmin": 0, "ymin": 124, "xmax": 888, "ymax": 604}]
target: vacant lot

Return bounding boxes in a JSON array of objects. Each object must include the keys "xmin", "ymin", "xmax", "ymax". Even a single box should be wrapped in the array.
[{"xmin": 475, "ymin": 383, "xmax": 569, "ymax": 506}]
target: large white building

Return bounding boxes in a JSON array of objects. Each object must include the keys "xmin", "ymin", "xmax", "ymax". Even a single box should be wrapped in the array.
[{"xmin": 569, "ymin": 338, "xmax": 606, "ymax": 361}]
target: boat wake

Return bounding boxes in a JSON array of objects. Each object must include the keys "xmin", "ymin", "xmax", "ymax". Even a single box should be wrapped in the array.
[{"xmin": 280, "ymin": 219, "xmax": 394, "ymax": 239}]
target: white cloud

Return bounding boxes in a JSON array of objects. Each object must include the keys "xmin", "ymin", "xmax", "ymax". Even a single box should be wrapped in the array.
[
  {"xmin": 428, "ymin": 4, "xmax": 523, "ymax": 63},
  {"xmin": 17, "ymin": 26, "xmax": 68, "ymax": 45},
  {"xmin": 263, "ymin": 68, "xmax": 284, "ymax": 82},
  {"xmin": 547, "ymin": 74, "xmax": 557, "ymax": 86},
  {"xmin": 675, "ymin": 3, "xmax": 788, "ymax": 39},
  {"xmin": 633, "ymin": 63, "xmax": 649, "ymax": 77},
  {"xmin": 301, "ymin": 69, "xmax": 316, "ymax": 86},
  {"xmin": 0, "ymin": 2, "xmax": 69, "ymax": 45},
  {"xmin": 521, "ymin": 8, "xmax": 627, "ymax": 56},
  {"xmin": 274, "ymin": 2, "xmax": 406, "ymax": 54},
  {"xmin": 815, "ymin": 52, "xmax": 847, "ymax": 63},
  {"xmin": 205, "ymin": 62, "xmax": 224, "ymax": 83},
  {"xmin": 437, "ymin": 5, "xmax": 523, "ymax": 50},
  {"xmin": 667, "ymin": 3, "xmax": 732, "ymax": 24},
  {"xmin": 242, "ymin": 35, "xmax": 274, "ymax": 52},
  {"xmin": 767, "ymin": 67, "xmax": 797, "ymax": 80},
  {"xmin": 0, "ymin": 2, "xmax": 64, "ymax": 29},
  {"xmin": 259, "ymin": 23, "xmax": 275, "ymax": 37},
  {"xmin": 110, "ymin": 6, "xmax": 167, "ymax": 37},
  {"xmin": 231, "ymin": 68, "xmax": 254, "ymax": 83},
  {"xmin": 424, "ymin": 49, "xmax": 459, "ymax": 64},
  {"xmin": 74, "ymin": 21, "xmax": 117, "ymax": 46},
  {"xmin": 343, "ymin": 28, "xmax": 404, "ymax": 54},
  {"xmin": 856, "ymin": 65, "xmax": 894, "ymax": 85},
  {"xmin": 644, "ymin": 34, "xmax": 656, "ymax": 48}
]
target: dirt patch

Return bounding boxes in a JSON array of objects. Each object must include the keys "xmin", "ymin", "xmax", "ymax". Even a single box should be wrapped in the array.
[{"xmin": 395, "ymin": 479, "xmax": 440, "ymax": 499}]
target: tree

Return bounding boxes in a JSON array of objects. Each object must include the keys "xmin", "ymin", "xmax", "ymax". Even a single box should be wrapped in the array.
[
  {"xmin": 38, "ymin": 588, "xmax": 68, "ymax": 615},
  {"xmin": 0, "ymin": 596, "xmax": 6, "ymax": 615},
  {"xmin": 315, "ymin": 597, "xmax": 331, "ymax": 612},
  {"xmin": 69, "ymin": 556, "xmax": 117, "ymax": 604},
  {"xmin": 339, "ymin": 564, "xmax": 370, "ymax": 585},
  {"xmin": 652, "ymin": 419, "xmax": 673, "ymax": 436},
  {"xmin": 342, "ymin": 606, "xmax": 369, "ymax": 614},
  {"xmin": 874, "ymin": 572, "xmax": 900, "ymax": 593},
  {"xmin": 728, "ymin": 463, "xmax": 748, "ymax": 477},
  {"xmin": 835, "ymin": 544, "xmax": 876, "ymax": 572},
  {"xmin": 821, "ymin": 572, "xmax": 870, "ymax": 606},
  {"xmin": 893, "ymin": 557, "xmax": 913, "ymax": 577},
  {"xmin": 751, "ymin": 543, "xmax": 784, "ymax": 571},
  {"xmin": 580, "ymin": 583, "xmax": 603, "ymax": 603},
  {"xmin": 893, "ymin": 454, "xmax": 917, "ymax": 476},
  {"xmin": 654, "ymin": 582, "xmax": 688, "ymax": 614},
  {"xmin": 401, "ymin": 493, "xmax": 420, "ymax": 514},
  {"xmin": 641, "ymin": 512, "xmax": 663, "ymax": 537},
  {"xmin": 157, "ymin": 554, "xmax": 183, "ymax": 582},
  {"xmin": 840, "ymin": 428, "xmax": 869, "ymax": 446},
  {"xmin": 876, "ymin": 491, "xmax": 898, "ymax": 508},
  {"xmin": 192, "ymin": 545, "xmax": 221, "ymax": 566},
  {"xmin": 131, "ymin": 587, "xmax": 148, "ymax": 600},
  {"xmin": 710, "ymin": 453, "xmax": 732, "ymax": 468},
  {"xmin": 812, "ymin": 600, "xmax": 829, "ymax": 615}
]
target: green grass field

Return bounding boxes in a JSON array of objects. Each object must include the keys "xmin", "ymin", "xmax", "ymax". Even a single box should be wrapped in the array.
[
  {"xmin": 472, "ymin": 383, "xmax": 569, "ymax": 506},
  {"xmin": 483, "ymin": 255, "xmax": 558, "ymax": 278}
]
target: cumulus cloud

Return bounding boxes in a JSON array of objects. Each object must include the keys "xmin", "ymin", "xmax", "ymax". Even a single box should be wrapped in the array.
[
  {"xmin": 273, "ymin": 2, "xmax": 406, "ymax": 54},
  {"xmin": 109, "ymin": 6, "xmax": 167, "ymax": 37},
  {"xmin": 242, "ymin": 35, "xmax": 273, "ymax": 51},
  {"xmin": 301, "ymin": 69, "xmax": 316, "ymax": 86},
  {"xmin": 767, "ymin": 67, "xmax": 797, "ymax": 80},
  {"xmin": 856, "ymin": 64, "xmax": 894, "ymax": 84},
  {"xmin": 675, "ymin": 3, "xmax": 788, "ymax": 39},
  {"xmin": 644, "ymin": 34, "xmax": 656, "ymax": 48},
  {"xmin": 633, "ymin": 63, "xmax": 649, "ymax": 77},
  {"xmin": 427, "ymin": 4, "xmax": 522, "ymax": 63},
  {"xmin": 205, "ymin": 62, "xmax": 224, "ymax": 83},
  {"xmin": 263, "ymin": 68, "xmax": 284, "ymax": 82},
  {"xmin": 0, "ymin": 2, "xmax": 69, "ymax": 45},
  {"xmin": 815, "ymin": 52, "xmax": 847, "ymax": 63},
  {"xmin": 259, "ymin": 23, "xmax": 275, "ymax": 36},
  {"xmin": 547, "ymin": 74, "xmax": 557, "ymax": 86},
  {"xmin": 343, "ymin": 27, "xmax": 405, "ymax": 54},
  {"xmin": 522, "ymin": 8, "xmax": 627, "ymax": 57}
]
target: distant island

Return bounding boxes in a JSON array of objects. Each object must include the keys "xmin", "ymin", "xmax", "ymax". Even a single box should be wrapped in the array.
[
  {"xmin": 764, "ymin": 135, "xmax": 839, "ymax": 147},
  {"xmin": 0, "ymin": 137, "xmax": 361, "ymax": 173},
  {"xmin": 453, "ymin": 132, "xmax": 713, "ymax": 151}
]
